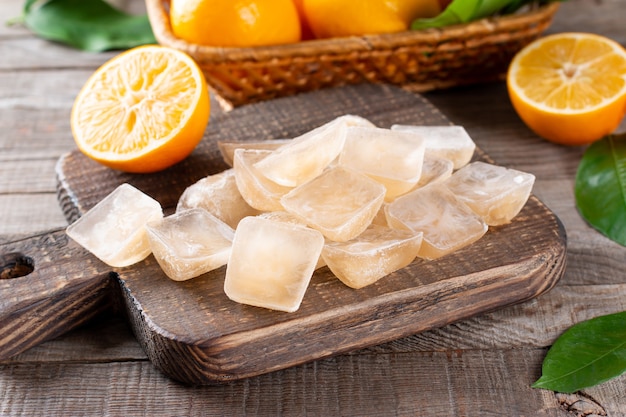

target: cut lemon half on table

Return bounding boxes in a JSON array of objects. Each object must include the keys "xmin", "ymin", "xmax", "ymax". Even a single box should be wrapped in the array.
[
  {"xmin": 71, "ymin": 45, "xmax": 210, "ymax": 173},
  {"xmin": 507, "ymin": 32, "xmax": 626, "ymax": 146}
]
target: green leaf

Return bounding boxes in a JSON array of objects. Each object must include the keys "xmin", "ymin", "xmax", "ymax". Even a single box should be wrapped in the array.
[
  {"xmin": 574, "ymin": 133, "xmax": 626, "ymax": 247},
  {"xmin": 533, "ymin": 311, "xmax": 626, "ymax": 393},
  {"xmin": 410, "ymin": 0, "xmax": 563, "ymax": 30},
  {"xmin": 411, "ymin": 0, "xmax": 523, "ymax": 30},
  {"xmin": 23, "ymin": 0, "xmax": 156, "ymax": 52}
]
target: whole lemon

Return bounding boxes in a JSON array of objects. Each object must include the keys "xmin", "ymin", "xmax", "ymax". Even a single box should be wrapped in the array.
[
  {"xmin": 302, "ymin": 0, "xmax": 444, "ymax": 39},
  {"xmin": 170, "ymin": 0, "xmax": 301, "ymax": 47}
]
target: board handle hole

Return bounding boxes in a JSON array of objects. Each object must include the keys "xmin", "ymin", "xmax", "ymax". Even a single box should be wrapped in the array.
[{"xmin": 0, "ymin": 252, "xmax": 35, "ymax": 279}]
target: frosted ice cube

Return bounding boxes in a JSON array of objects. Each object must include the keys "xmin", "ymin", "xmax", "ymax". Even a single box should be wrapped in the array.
[
  {"xmin": 176, "ymin": 169, "xmax": 260, "ymax": 229},
  {"xmin": 66, "ymin": 183, "xmax": 163, "ymax": 267},
  {"xmin": 281, "ymin": 166, "xmax": 386, "ymax": 242},
  {"xmin": 217, "ymin": 139, "xmax": 290, "ymax": 167},
  {"xmin": 338, "ymin": 126, "xmax": 425, "ymax": 201},
  {"xmin": 371, "ymin": 203, "xmax": 390, "ymax": 227},
  {"xmin": 257, "ymin": 211, "xmax": 327, "ymax": 269},
  {"xmin": 385, "ymin": 184, "xmax": 487, "ymax": 260},
  {"xmin": 146, "ymin": 209, "xmax": 234, "ymax": 281},
  {"xmin": 233, "ymin": 149, "xmax": 293, "ymax": 212},
  {"xmin": 444, "ymin": 161, "xmax": 535, "ymax": 226},
  {"xmin": 322, "ymin": 224, "xmax": 423, "ymax": 289},
  {"xmin": 414, "ymin": 156, "xmax": 454, "ymax": 189},
  {"xmin": 391, "ymin": 125, "xmax": 476, "ymax": 169},
  {"xmin": 224, "ymin": 216, "xmax": 324, "ymax": 313},
  {"xmin": 252, "ymin": 115, "xmax": 361, "ymax": 187}
]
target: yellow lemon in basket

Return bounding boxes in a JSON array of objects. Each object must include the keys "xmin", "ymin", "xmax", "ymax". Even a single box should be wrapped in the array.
[
  {"xmin": 507, "ymin": 32, "xmax": 626, "ymax": 146},
  {"xmin": 71, "ymin": 45, "xmax": 210, "ymax": 173},
  {"xmin": 170, "ymin": 0, "xmax": 301, "ymax": 47},
  {"xmin": 302, "ymin": 0, "xmax": 443, "ymax": 39}
]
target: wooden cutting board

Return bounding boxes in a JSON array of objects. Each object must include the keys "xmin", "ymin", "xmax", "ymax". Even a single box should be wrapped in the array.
[{"xmin": 0, "ymin": 84, "xmax": 566, "ymax": 385}]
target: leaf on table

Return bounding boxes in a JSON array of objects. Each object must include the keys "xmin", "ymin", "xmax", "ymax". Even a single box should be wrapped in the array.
[
  {"xmin": 532, "ymin": 311, "xmax": 626, "ymax": 393},
  {"xmin": 22, "ymin": 0, "xmax": 156, "ymax": 52},
  {"xmin": 574, "ymin": 133, "xmax": 626, "ymax": 247}
]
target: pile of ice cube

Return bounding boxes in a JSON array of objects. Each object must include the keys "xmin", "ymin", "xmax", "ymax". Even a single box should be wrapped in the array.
[{"xmin": 66, "ymin": 115, "xmax": 535, "ymax": 313}]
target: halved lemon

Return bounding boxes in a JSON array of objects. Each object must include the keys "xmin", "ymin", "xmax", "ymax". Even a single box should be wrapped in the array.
[
  {"xmin": 71, "ymin": 45, "xmax": 210, "ymax": 173},
  {"xmin": 507, "ymin": 32, "xmax": 626, "ymax": 146}
]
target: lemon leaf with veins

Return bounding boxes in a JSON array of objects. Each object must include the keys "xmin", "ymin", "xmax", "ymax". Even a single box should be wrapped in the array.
[{"xmin": 22, "ymin": 0, "xmax": 156, "ymax": 52}]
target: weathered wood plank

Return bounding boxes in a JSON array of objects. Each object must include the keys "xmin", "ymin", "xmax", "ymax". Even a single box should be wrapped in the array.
[
  {"xmin": 0, "ymin": 194, "xmax": 68, "ymax": 236},
  {"xmin": 1, "ymin": 349, "xmax": 624, "ymax": 416},
  {"xmin": 5, "ymin": 282, "xmax": 626, "ymax": 365},
  {"xmin": 0, "ymin": 160, "xmax": 58, "ymax": 193},
  {"xmin": 4, "ymin": 316, "xmax": 146, "ymax": 363}
]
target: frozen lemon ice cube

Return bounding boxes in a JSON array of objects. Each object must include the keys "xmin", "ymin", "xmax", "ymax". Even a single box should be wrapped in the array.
[
  {"xmin": 385, "ymin": 184, "xmax": 487, "ymax": 260},
  {"xmin": 281, "ymin": 166, "xmax": 386, "ymax": 242},
  {"xmin": 338, "ymin": 126, "xmax": 425, "ymax": 201},
  {"xmin": 252, "ymin": 115, "xmax": 369, "ymax": 187},
  {"xmin": 217, "ymin": 139, "xmax": 290, "ymax": 167},
  {"xmin": 391, "ymin": 125, "xmax": 475, "ymax": 169},
  {"xmin": 322, "ymin": 224, "xmax": 423, "ymax": 289},
  {"xmin": 414, "ymin": 156, "xmax": 454, "ymax": 190},
  {"xmin": 258, "ymin": 211, "xmax": 327, "ymax": 269},
  {"xmin": 233, "ymin": 149, "xmax": 293, "ymax": 212},
  {"xmin": 444, "ymin": 161, "xmax": 535, "ymax": 226},
  {"xmin": 66, "ymin": 183, "xmax": 163, "ymax": 267},
  {"xmin": 146, "ymin": 209, "xmax": 234, "ymax": 281},
  {"xmin": 176, "ymin": 169, "xmax": 260, "ymax": 229},
  {"xmin": 224, "ymin": 216, "xmax": 324, "ymax": 313},
  {"xmin": 371, "ymin": 203, "xmax": 390, "ymax": 226}
]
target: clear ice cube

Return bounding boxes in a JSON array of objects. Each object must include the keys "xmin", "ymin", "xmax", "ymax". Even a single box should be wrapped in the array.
[
  {"xmin": 217, "ymin": 139, "xmax": 290, "ymax": 167},
  {"xmin": 414, "ymin": 156, "xmax": 454, "ymax": 190},
  {"xmin": 257, "ymin": 211, "xmax": 327, "ymax": 269},
  {"xmin": 233, "ymin": 149, "xmax": 293, "ymax": 212},
  {"xmin": 224, "ymin": 216, "xmax": 324, "ymax": 313},
  {"xmin": 391, "ymin": 125, "xmax": 476, "ymax": 169},
  {"xmin": 338, "ymin": 126, "xmax": 425, "ymax": 201},
  {"xmin": 176, "ymin": 169, "xmax": 260, "ymax": 229},
  {"xmin": 146, "ymin": 209, "xmax": 235, "ymax": 281},
  {"xmin": 322, "ymin": 224, "xmax": 423, "ymax": 289},
  {"xmin": 385, "ymin": 184, "xmax": 487, "ymax": 260},
  {"xmin": 281, "ymin": 166, "xmax": 386, "ymax": 242},
  {"xmin": 444, "ymin": 161, "xmax": 535, "ymax": 226},
  {"xmin": 252, "ymin": 115, "xmax": 369, "ymax": 187},
  {"xmin": 66, "ymin": 183, "xmax": 163, "ymax": 267}
]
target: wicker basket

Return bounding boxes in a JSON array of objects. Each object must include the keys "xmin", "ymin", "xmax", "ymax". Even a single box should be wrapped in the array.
[{"xmin": 146, "ymin": 0, "xmax": 560, "ymax": 109}]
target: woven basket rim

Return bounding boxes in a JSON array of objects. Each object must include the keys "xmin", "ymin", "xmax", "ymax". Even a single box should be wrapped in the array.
[{"xmin": 146, "ymin": 0, "xmax": 560, "ymax": 63}]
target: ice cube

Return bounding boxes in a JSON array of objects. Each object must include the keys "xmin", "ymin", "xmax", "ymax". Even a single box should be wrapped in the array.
[
  {"xmin": 66, "ymin": 183, "xmax": 163, "ymax": 267},
  {"xmin": 444, "ymin": 161, "xmax": 535, "ymax": 226},
  {"xmin": 252, "ymin": 115, "xmax": 364, "ymax": 187},
  {"xmin": 224, "ymin": 216, "xmax": 324, "ymax": 313},
  {"xmin": 338, "ymin": 126, "xmax": 425, "ymax": 201},
  {"xmin": 217, "ymin": 139, "xmax": 290, "ymax": 167},
  {"xmin": 146, "ymin": 209, "xmax": 235, "ymax": 281},
  {"xmin": 371, "ymin": 203, "xmax": 390, "ymax": 227},
  {"xmin": 281, "ymin": 166, "xmax": 386, "ymax": 242},
  {"xmin": 322, "ymin": 224, "xmax": 423, "ymax": 289},
  {"xmin": 391, "ymin": 125, "xmax": 476, "ymax": 169},
  {"xmin": 385, "ymin": 184, "xmax": 487, "ymax": 260},
  {"xmin": 414, "ymin": 156, "xmax": 454, "ymax": 189},
  {"xmin": 233, "ymin": 149, "xmax": 293, "ymax": 212},
  {"xmin": 257, "ymin": 211, "xmax": 327, "ymax": 269},
  {"xmin": 176, "ymin": 169, "xmax": 260, "ymax": 229}
]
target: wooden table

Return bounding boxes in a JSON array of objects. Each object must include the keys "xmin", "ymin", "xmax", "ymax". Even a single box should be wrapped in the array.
[{"xmin": 1, "ymin": 0, "xmax": 625, "ymax": 415}]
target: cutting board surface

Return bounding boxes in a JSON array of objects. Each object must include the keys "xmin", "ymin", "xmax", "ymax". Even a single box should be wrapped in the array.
[{"xmin": 52, "ymin": 84, "xmax": 566, "ymax": 384}]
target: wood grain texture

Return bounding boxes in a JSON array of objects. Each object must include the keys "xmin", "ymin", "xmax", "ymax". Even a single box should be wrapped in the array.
[
  {"xmin": 1, "ymin": 0, "xmax": 626, "ymax": 414},
  {"xmin": 2, "ymin": 348, "xmax": 623, "ymax": 416},
  {"xmin": 51, "ymin": 84, "xmax": 567, "ymax": 384},
  {"xmin": 0, "ymin": 230, "xmax": 114, "ymax": 359}
]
